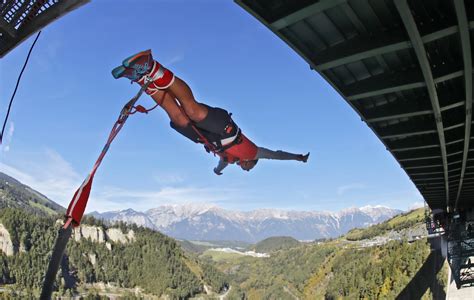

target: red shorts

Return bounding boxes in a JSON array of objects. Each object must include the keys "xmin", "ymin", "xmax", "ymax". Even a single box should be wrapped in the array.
[{"xmin": 221, "ymin": 133, "xmax": 258, "ymax": 162}]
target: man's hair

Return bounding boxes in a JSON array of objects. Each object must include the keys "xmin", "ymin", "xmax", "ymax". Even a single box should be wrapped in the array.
[{"xmin": 240, "ymin": 159, "xmax": 258, "ymax": 171}]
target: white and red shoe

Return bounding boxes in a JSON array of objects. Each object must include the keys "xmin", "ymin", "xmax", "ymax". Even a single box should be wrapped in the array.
[{"xmin": 112, "ymin": 49, "xmax": 175, "ymax": 95}]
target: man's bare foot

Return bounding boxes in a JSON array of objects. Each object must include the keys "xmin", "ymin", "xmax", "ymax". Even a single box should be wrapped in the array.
[{"xmin": 300, "ymin": 152, "xmax": 310, "ymax": 163}]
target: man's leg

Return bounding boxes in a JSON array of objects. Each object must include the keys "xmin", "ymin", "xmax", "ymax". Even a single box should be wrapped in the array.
[
  {"xmin": 154, "ymin": 91, "xmax": 226, "ymax": 144},
  {"xmin": 114, "ymin": 50, "xmax": 235, "ymax": 136},
  {"xmin": 162, "ymin": 78, "xmax": 234, "ymax": 136},
  {"xmin": 150, "ymin": 77, "xmax": 234, "ymax": 136},
  {"xmin": 119, "ymin": 50, "xmax": 208, "ymax": 122},
  {"xmin": 166, "ymin": 76, "xmax": 208, "ymax": 121},
  {"xmin": 153, "ymin": 76, "xmax": 234, "ymax": 138},
  {"xmin": 153, "ymin": 90, "xmax": 202, "ymax": 143}
]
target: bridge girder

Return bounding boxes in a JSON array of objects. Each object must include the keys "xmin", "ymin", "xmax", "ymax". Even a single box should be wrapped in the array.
[{"xmin": 236, "ymin": 0, "xmax": 474, "ymax": 211}]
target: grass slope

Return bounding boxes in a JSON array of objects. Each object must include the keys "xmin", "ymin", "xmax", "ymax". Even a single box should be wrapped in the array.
[
  {"xmin": 201, "ymin": 249, "xmax": 247, "ymax": 262},
  {"xmin": 345, "ymin": 208, "xmax": 425, "ymax": 241},
  {"xmin": 250, "ymin": 236, "xmax": 301, "ymax": 253}
]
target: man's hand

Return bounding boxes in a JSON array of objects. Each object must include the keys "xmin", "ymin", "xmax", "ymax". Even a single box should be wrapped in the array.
[{"xmin": 213, "ymin": 168, "xmax": 223, "ymax": 176}]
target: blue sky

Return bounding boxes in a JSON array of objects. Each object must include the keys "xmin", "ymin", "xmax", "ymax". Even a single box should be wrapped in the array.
[{"xmin": 0, "ymin": 0, "xmax": 423, "ymax": 213}]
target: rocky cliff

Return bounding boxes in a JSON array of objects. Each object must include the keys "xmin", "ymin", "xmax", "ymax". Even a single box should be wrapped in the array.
[
  {"xmin": 0, "ymin": 224, "xmax": 13, "ymax": 256},
  {"xmin": 73, "ymin": 225, "xmax": 135, "ymax": 244}
]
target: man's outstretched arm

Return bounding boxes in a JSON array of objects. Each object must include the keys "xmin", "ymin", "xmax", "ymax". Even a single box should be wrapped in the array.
[
  {"xmin": 214, "ymin": 158, "xmax": 229, "ymax": 175},
  {"xmin": 256, "ymin": 147, "xmax": 309, "ymax": 162}
]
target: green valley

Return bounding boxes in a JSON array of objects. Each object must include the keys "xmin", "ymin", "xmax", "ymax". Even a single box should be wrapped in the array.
[
  {"xmin": 204, "ymin": 208, "xmax": 448, "ymax": 299},
  {"xmin": 0, "ymin": 172, "xmax": 448, "ymax": 299}
]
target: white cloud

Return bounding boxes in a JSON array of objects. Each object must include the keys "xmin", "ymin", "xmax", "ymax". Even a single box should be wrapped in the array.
[
  {"xmin": 7, "ymin": 122, "xmax": 14, "ymax": 138},
  {"xmin": 1, "ymin": 122, "xmax": 14, "ymax": 152},
  {"xmin": 34, "ymin": 38, "xmax": 62, "ymax": 72},
  {"xmin": 0, "ymin": 163, "xmax": 36, "ymax": 184},
  {"xmin": 88, "ymin": 185, "xmax": 238, "ymax": 213},
  {"xmin": 165, "ymin": 54, "xmax": 184, "ymax": 66},
  {"xmin": 408, "ymin": 201, "xmax": 424, "ymax": 210},
  {"xmin": 42, "ymin": 148, "xmax": 80, "ymax": 181},
  {"xmin": 0, "ymin": 148, "xmax": 82, "ymax": 207},
  {"xmin": 0, "ymin": 148, "xmax": 241, "ymax": 213},
  {"xmin": 153, "ymin": 173, "xmax": 185, "ymax": 185},
  {"xmin": 337, "ymin": 183, "xmax": 366, "ymax": 196}
]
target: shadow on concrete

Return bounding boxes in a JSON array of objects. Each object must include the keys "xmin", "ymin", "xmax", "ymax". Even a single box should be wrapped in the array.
[{"xmin": 396, "ymin": 237, "xmax": 446, "ymax": 300}]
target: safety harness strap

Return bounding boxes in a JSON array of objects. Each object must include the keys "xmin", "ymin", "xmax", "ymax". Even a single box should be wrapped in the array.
[
  {"xmin": 214, "ymin": 128, "xmax": 243, "ymax": 153},
  {"xmin": 65, "ymin": 80, "xmax": 150, "ymax": 225},
  {"xmin": 172, "ymin": 99, "xmax": 220, "ymax": 155},
  {"xmin": 172, "ymin": 100, "xmax": 244, "ymax": 161}
]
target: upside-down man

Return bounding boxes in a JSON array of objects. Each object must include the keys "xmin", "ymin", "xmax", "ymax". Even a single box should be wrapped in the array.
[{"xmin": 112, "ymin": 50, "xmax": 309, "ymax": 175}]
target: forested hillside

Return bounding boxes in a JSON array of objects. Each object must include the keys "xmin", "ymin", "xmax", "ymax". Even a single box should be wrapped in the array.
[
  {"xmin": 207, "ymin": 208, "xmax": 448, "ymax": 299},
  {"xmin": 0, "ymin": 208, "xmax": 228, "ymax": 299},
  {"xmin": 0, "ymin": 171, "xmax": 447, "ymax": 299},
  {"xmin": 345, "ymin": 207, "xmax": 425, "ymax": 241}
]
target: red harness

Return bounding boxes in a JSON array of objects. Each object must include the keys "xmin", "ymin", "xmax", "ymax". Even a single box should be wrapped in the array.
[{"xmin": 218, "ymin": 133, "xmax": 258, "ymax": 163}]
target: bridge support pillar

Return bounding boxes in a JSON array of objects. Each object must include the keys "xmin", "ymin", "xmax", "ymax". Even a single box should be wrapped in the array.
[{"xmin": 447, "ymin": 219, "xmax": 474, "ymax": 288}]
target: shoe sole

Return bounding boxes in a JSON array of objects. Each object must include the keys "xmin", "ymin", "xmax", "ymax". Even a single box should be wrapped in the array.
[
  {"xmin": 111, "ymin": 65, "xmax": 126, "ymax": 79},
  {"xmin": 122, "ymin": 49, "xmax": 151, "ymax": 68}
]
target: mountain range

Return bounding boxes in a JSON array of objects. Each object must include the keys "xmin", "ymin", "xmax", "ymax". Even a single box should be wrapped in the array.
[
  {"xmin": 90, "ymin": 203, "xmax": 402, "ymax": 243},
  {"xmin": 0, "ymin": 171, "xmax": 403, "ymax": 243}
]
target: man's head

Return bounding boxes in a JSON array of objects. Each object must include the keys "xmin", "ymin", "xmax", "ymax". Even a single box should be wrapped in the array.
[{"xmin": 239, "ymin": 159, "xmax": 258, "ymax": 171}]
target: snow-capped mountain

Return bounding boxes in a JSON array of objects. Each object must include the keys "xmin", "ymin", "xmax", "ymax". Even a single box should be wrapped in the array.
[
  {"xmin": 360, "ymin": 205, "xmax": 401, "ymax": 223},
  {"xmin": 89, "ymin": 208, "xmax": 157, "ymax": 230},
  {"xmin": 91, "ymin": 204, "xmax": 402, "ymax": 243}
]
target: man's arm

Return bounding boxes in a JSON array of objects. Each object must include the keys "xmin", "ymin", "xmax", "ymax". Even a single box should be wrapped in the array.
[
  {"xmin": 214, "ymin": 158, "xmax": 229, "ymax": 175},
  {"xmin": 256, "ymin": 147, "xmax": 309, "ymax": 162}
]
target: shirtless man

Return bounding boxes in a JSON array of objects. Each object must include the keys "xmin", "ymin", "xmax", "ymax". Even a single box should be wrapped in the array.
[{"xmin": 112, "ymin": 50, "xmax": 309, "ymax": 175}]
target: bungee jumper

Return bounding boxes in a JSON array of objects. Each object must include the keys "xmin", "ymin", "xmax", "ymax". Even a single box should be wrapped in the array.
[{"xmin": 112, "ymin": 49, "xmax": 310, "ymax": 175}]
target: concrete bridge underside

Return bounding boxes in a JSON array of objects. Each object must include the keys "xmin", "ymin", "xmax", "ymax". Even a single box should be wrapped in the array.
[{"xmin": 236, "ymin": 0, "xmax": 474, "ymax": 290}]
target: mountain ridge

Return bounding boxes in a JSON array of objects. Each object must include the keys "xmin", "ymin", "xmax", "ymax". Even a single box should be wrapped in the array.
[
  {"xmin": 0, "ymin": 172, "xmax": 64, "ymax": 216},
  {"xmin": 0, "ymin": 171, "xmax": 404, "ymax": 243},
  {"xmin": 91, "ymin": 204, "xmax": 403, "ymax": 243}
]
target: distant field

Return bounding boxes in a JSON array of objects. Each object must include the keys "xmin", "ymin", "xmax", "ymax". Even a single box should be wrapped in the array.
[
  {"xmin": 201, "ymin": 249, "xmax": 254, "ymax": 262},
  {"xmin": 190, "ymin": 241, "xmax": 217, "ymax": 247},
  {"xmin": 189, "ymin": 240, "xmax": 251, "ymax": 248}
]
